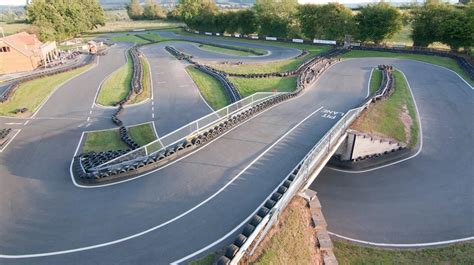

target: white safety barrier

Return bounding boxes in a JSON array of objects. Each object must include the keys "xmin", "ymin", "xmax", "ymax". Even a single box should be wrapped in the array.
[
  {"xmin": 234, "ymin": 34, "xmax": 241, "ymax": 38},
  {"xmin": 266, "ymin": 37, "xmax": 277, "ymax": 41},
  {"xmin": 292, "ymin": 39, "xmax": 304, "ymax": 43},
  {"xmin": 205, "ymin": 32, "xmax": 212, "ymax": 36},
  {"xmin": 313, "ymin": 39, "xmax": 337, "ymax": 45},
  {"xmin": 98, "ymin": 92, "xmax": 282, "ymax": 168}
]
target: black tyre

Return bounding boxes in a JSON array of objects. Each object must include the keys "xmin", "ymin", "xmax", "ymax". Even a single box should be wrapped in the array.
[
  {"xmin": 224, "ymin": 244, "xmax": 239, "ymax": 259},
  {"xmin": 242, "ymin": 224, "xmax": 255, "ymax": 237}
]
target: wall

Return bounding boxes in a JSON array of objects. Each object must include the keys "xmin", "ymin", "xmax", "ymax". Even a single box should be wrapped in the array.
[{"xmin": 0, "ymin": 45, "xmax": 37, "ymax": 74}]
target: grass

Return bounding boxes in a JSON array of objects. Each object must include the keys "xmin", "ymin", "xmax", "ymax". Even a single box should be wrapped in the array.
[
  {"xmin": 129, "ymin": 56, "xmax": 151, "ymax": 104},
  {"xmin": 341, "ymin": 50, "xmax": 473, "ymax": 86},
  {"xmin": 82, "ymin": 129, "xmax": 129, "ymax": 153},
  {"xmin": 88, "ymin": 20, "xmax": 183, "ymax": 33},
  {"xmin": 127, "ymin": 123, "xmax": 157, "ymax": 146},
  {"xmin": 82, "ymin": 123, "xmax": 156, "ymax": 153},
  {"xmin": 229, "ymin": 76, "xmax": 297, "ymax": 98},
  {"xmin": 189, "ymin": 253, "xmax": 217, "ymax": 265},
  {"xmin": 351, "ymin": 70, "xmax": 419, "ymax": 147},
  {"xmin": 0, "ymin": 22, "xmax": 34, "ymax": 36},
  {"xmin": 97, "ymin": 53, "xmax": 132, "ymax": 106},
  {"xmin": 198, "ymin": 44, "xmax": 256, "ymax": 56},
  {"xmin": 251, "ymin": 197, "xmax": 318, "ymax": 265},
  {"xmin": 136, "ymin": 32, "xmax": 170, "ymax": 42},
  {"xmin": 334, "ymin": 240, "xmax": 474, "ymax": 265},
  {"xmin": 186, "ymin": 66, "xmax": 229, "ymax": 110},
  {"xmin": 0, "ymin": 65, "xmax": 91, "ymax": 116},
  {"xmin": 370, "ymin": 69, "xmax": 382, "ymax": 94},
  {"xmin": 109, "ymin": 34, "xmax": 150, "ymax": 44}
]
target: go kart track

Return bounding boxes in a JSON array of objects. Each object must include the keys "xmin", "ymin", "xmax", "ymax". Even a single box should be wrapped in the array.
[{"xmin": 0, "ymin": 31, "xmax": 472, "ymax": 264}]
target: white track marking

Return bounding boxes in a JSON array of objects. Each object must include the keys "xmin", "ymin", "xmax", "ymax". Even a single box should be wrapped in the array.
[
  {"xmin": 69, "ymin": 93, "xmax": 300, "ymax": 188},
  {"xmin": 5, "ymin": 122, "xmax": 23, "ymax": 125},
  {"xmin": 328, "ymin": 69, "xmax": 423, "ymax": 174},
  {"xmin": 366, "ymin": 68, "xmax": 374, "ymax": 98},
  {"xmin": 0, "ymin": 107, "xmax": 323, "ymax": 258},
  {"xmin": 23, "ymin": 120, "xmax": 30, "ymax": 125},
  {"xmin": 328, "ymin": 232, "xmax": 474, "ymax": 248},
  {"xmin": 32, "ymin": 58, "xmax": 99, "ymax": 119},
  {"xmin": 0, "ymin": 129, "xmax": 21, "ymax": 153}
]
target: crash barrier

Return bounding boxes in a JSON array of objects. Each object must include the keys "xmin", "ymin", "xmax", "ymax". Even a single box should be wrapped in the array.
[
  {"xmin": 208, "ymin": 48, "xmax": 347, "ymax": 79},
  {"xmin": 165, "ymin": 46, "xmax": 242, "ymax": 102},
  {"xmin": 216, "ymin": 65, "xmax": 396, "ymax": 265},
  {"xmin": 73, "ymin": 47, "xmax": 342, "ymax": 184},
  {"xmin": 0, "ymin": 54, "xmax": 97, "ymax": 103},
  {"xmin": 352, "ymin": 45, "xmax": 474, "ymax": 81},
  {"xmin": 0, "ymin": 128, "xmax": 11, "ymax": 140},
  {"xmin": 194, "ymin": 65, "xmax": 241, "ymax": 102},
  {"xmin": 373, "ymin": 65, "xmax": 395, "ymax": 100}
]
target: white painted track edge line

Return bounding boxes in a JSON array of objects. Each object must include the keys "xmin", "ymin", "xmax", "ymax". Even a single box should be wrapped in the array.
[
  {"xmin": 0, "ymin": 129, "xmax": 21, "ymax": 153},
  {"xmin": 0, "ymin": 107, "xmax": 323, "ymax": 258},
  {"xmin": 366, "ymin": 68, "xmax": 374, "ymax": 99},
  {"xmin": 327, "ymin": 69, "xmax": 423, "ymax": 174},
  {"xmin": 32, "ymin": 58, "xmax": 99, "ymax": 119},
  {"xmin": 327, "ymin": 232, "xmax": 474, "ymax": 248}
]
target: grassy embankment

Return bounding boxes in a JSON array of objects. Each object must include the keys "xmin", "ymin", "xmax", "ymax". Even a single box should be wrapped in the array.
[
  {"xmin": 96, "ymin": 51, "xmax": 151, "ymax": 106},
  {"xmin": 198, "ymin": 44, "xmax": 267, "ymax": 57},
  {"xmin": 185, "ymin": 66, "xmax": 229, "ymax": 110},
  {"xmin": 341, "ymin": 51, "xmax": 473, "ymax": 86},
  {"xmin": 0, "ymin": 65, "xmax": 92, "ymax": 117},
  {"xmin": 82, "ymin": 123, "xmax": 156, "ymax": 153},
  {"xmin": 109, "ymin": 34, "xmax": 150, "ymax": 44},
  {"xmin": 352, "ymin": 70, "xmax": 419, "ymax": 147},
  {"xmin": 230, "ymin": 76, "xmax": 297, "ymax": 98},
  {"xmin": 191, "ymin": 196, "xmax": 474, "ymax": 265},
  {"xmin": 370, "ymin": 69, "xmax": 382, "ymax": 94}
]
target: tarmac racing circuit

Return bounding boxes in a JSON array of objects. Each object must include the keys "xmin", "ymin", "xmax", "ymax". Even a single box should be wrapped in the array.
[{"xmin": 0, "ymin": 31, "xmax": 472, "ymax": 264}]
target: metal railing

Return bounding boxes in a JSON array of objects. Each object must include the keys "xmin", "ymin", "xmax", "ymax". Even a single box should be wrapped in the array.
[
  {"xmin": 229, "ymin": 104, "xmax": 366, "ymax": 264},
  {"xmin": 95, "ymin": 92, "xmax": 281, "ymax": 169}
]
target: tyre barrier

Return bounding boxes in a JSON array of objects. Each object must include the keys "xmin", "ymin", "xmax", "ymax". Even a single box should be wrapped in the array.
[
  {"xmin": 216, "ymin": 164, "xmax": 302, "ymax": 264},
  {"xmin": 352, "ymin": 46, "xmax": 474, "ymax": 81},
  {"xmin": 119, "ymin": 126, "xmax": 140, "ymax": 150},
  {"xmin": 0, "ymin": 128, "xmax": 12, "ymax": 140},
  {"xmin": 74, "ymin": 47, "xmax": 340, "ymax": 184},
  {"xmin": 0, "ymin": 54, "xmax": 97, "ymax": 103}
]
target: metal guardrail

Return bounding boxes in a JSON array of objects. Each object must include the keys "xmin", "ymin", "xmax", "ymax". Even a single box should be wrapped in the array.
[
  {"xmin": 220, "ymin": 66, "xmax": 394, "ymax": 265},
  {"xmin": 96, "ymin": 92, "xmax": 280, "ymax": 169}
]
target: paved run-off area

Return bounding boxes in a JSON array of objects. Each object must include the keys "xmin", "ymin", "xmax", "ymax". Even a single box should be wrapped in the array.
[{"xmin": 0, "ymin": 33, "xmax": 472, "ymax": 264}]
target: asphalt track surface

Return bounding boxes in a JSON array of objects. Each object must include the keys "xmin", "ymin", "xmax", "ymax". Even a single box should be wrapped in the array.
[{"xmin": 0, "ymin": 33, "xmax": 472, "ymax": 264}]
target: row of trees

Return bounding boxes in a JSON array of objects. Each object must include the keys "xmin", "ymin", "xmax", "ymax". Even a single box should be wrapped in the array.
[
  {"xmin": 175, "ymin": 0, "xmax": 473, "ymax": 51},
  {"xmin": 26, "ymin": 0, "xmax": 105, "ymax": 41},
  {"xmin": 127, "ymin": 0, "xmax": 167, "ymax": 20}
]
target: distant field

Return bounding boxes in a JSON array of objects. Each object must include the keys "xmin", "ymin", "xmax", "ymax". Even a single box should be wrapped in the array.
[
  {"xmin": 0, "ymin": 22, "xmax": 34, "ymax": 36},
  {"xmin": 109, "ymin": 34, "xmax": 150, "ymax": 44},
  {"xmin": 89, "ymin": 20, "xmax": 183, "ymax": 33}
]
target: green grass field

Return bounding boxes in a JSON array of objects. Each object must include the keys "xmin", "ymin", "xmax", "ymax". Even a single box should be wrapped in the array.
[
  {"xmin": 341, "ymin": 50, "xmax": 473, "ymax": 86},
  {"xmin": 97, "ymin": 53, "xmax": 132, "ymax": 106},
  {"xmin": 0, "ymin": 22, "xmax": 34, "ymax": 36},
  {"xmin": 352, "ymin": 70, "xmax": 419, "ymax": 146},
  {"xmin": 370, "ymin": 69, "xmax": 382, "ymax": 94},
  {"xmin": 334, "ymin": 241, "xmax": 474, "ymax": 265},
  {"xmin": 82, "ymin": 123, "xmax": 156, "ymax": 153},
  {"xmin": 186, "ymin": 66, "xmax": 229, "ymax": 110},
  {"xmin": 129, "ymin": 56, "xmax": 151, "ymax": 104},
  {"xmin": 109, "ymin": 34, "xmax": 150, "ymax": 44},
  {"xmin": 88, "ymin": 20, "xmax": 183, "ymax": 33},
  {"xmin": 0, "ymin": 65, "xmax": 91, "ymax": 116},
  {"xmin": 198, "ymin": 44, "xmax": 258, "ymax": 57},
  {"xmin": 229, "ymin": 76, "xmax": 297, "ymax": 98}
]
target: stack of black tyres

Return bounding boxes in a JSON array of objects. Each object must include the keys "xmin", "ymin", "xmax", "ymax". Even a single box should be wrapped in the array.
[
  {"xmin": 0, "ymin": 128, "xmax": 12, "ymax": 139},
  {"xmin": 216, "ymin": 165, "xmax": 301, "ymax": 265}
]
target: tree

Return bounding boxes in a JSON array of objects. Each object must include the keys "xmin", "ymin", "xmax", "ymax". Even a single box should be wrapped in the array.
[
  {"xmin": 439, "ymin": 8, "xmax": 471, "ymax": 50},
  {"xmin": 237, "ymin": 9, "xmax": 257, "ymax": 35},
  {"xmin": 253, "ymin": 0, "xmax": 299, "ymax": 37},
  {"xmin": 298, "ymin": 3, "xmax": 355, "ymax": 42},
  {"xmin": 26, "ymin": 0, "xmax": 105, "ymax": 41},
  {"xmin": 411, "ymin": 3, "xmax": 453, "ymax": 47},
  {"xmin": 127, "ymin": 0, "xmax": 143, "ymax": 20},
  {"xmin": 356, "ymin": 3, "xmax": 402, "ymax": 44},
  {"xmin": 176, "ymin": 0, "xmax": 217, "ymax": 30}
]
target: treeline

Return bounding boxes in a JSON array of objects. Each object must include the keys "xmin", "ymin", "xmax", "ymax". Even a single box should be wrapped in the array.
[
  {"xmin": 174, "ymin": 0, "xmax": 473, "ymax": 51},
  {"xmin": 26, "ymin": 0, "xmax": 105, "ymax": 41},
  {"xmin": 127, "ymin": 0, "xmax": 169, "ymax": 20}
]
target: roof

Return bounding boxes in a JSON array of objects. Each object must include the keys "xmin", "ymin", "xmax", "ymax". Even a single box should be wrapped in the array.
[{"xmin": 0, "ymin": 32, "xmax": 43, "ymax": 57}]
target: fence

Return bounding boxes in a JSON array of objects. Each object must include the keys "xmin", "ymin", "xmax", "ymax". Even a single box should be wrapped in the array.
[{"xmin": 95, "ymin": 92, "xmax": 281, "ymax": 170}]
